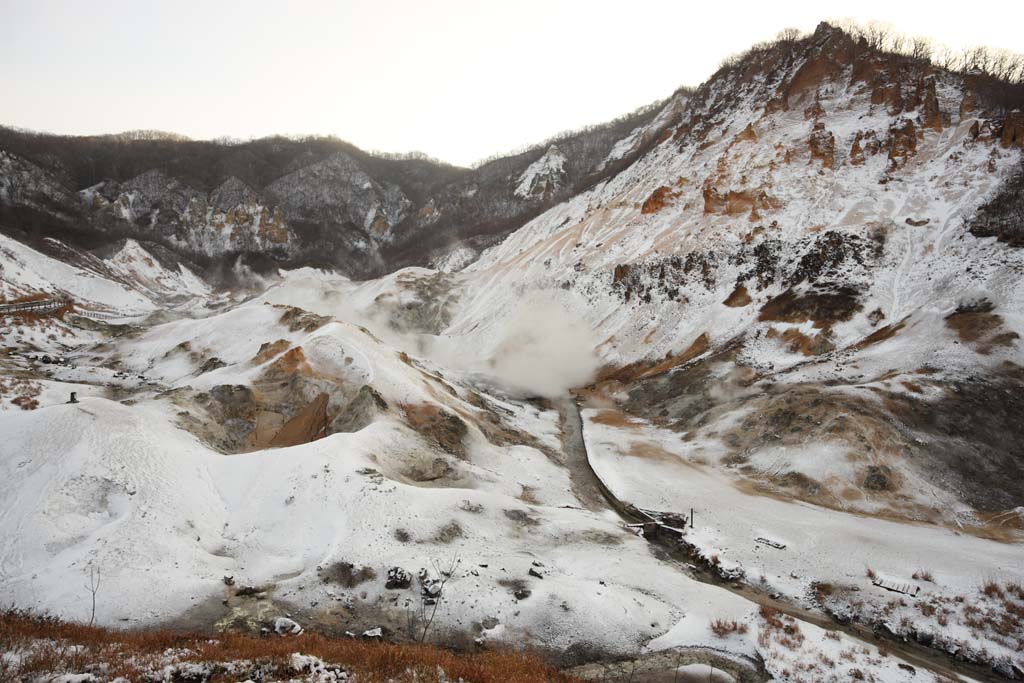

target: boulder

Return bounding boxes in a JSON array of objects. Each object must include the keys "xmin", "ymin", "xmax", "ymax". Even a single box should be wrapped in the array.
[{"xmin": 386, "ymin": 566, "xmax": 412, "ymax": 590}]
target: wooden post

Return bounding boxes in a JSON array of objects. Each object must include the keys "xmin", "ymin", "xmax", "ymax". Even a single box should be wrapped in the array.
[{"xmin": 690, "ymin": 508, "xmax": 694, "ymax": 529}]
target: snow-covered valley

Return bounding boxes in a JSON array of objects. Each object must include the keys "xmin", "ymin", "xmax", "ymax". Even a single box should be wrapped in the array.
[{"xmin": 2, "ymin": 22, "xmax": 1024, "ymax": 683}]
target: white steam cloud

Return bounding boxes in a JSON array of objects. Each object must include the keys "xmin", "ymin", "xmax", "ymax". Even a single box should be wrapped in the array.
[{"xmin": 479, "ymin": 295, "xmax": 600, "ymax": 398}]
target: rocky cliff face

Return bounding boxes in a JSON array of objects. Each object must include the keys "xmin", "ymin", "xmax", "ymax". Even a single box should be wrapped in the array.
[
  {"xmin": 447, "ymin": 22, "xmax": 1024, "ymax": 528},
  {"xmin": 0, "ymin": 98, "xmax": 680, "ymax": 279}
]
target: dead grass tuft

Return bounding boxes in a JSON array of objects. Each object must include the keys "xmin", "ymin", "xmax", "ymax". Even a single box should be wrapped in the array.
[{"xmin": 709, "ymin": 618, "xmax": 748, "ymax": 638}]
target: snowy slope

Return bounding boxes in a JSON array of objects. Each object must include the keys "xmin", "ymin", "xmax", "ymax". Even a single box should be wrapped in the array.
[{"xmin": 1, "ymin": 22, "xmax": 1023, "ymax": 682}]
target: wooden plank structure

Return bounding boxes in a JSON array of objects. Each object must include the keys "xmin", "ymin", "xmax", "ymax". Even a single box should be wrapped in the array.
[
  {"xmin": 0, "ymin": 294, "xmax": 135, "ymax": 321},
  {"xmin": 0, "ymin": 295, "xmax": 71, "ymax": 315},
  {"xmin": 872, "ymin": 577, "xmax": 921, "ymax": 597}
]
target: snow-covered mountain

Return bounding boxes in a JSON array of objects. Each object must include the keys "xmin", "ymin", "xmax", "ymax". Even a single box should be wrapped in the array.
[
  {"xmin": 2, "ymin": 22, "xmax": 1023, "ymax": 682},
  {"xmin": 0, "ymin": 98, "xmax": 679, "ymax": 280}
]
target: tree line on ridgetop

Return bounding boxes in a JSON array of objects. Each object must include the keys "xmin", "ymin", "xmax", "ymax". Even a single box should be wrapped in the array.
[{"xmin": 716, "ymin": 21, "xmax": 1024, "ymax": 112}]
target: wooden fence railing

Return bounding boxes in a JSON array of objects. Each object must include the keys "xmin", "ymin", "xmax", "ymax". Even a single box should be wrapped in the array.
[{"xmin": 0, "ymin": 295, "xmax": 136, "ymax": 321}]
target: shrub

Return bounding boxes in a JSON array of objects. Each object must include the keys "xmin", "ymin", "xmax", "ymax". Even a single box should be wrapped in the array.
[{"xmin": 709, "ymin": 618, "xmax": 748, "ymax": 637}]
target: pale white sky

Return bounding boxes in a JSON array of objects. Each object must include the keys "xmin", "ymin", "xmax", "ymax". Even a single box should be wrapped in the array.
[{"xmin": 1, "ymin": 0, "xmax": 1021, "ymax": 166}]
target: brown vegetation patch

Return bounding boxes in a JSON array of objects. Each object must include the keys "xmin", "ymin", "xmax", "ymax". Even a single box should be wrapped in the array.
[
  {"xmin": 900, "ymin": 381, "xmax": 923, "ymax": 394},
  {"xmin": 944, "ymin": 300, "xmax": 1009, "ymax": 346},
  {"xmin": 758, "ymin": 286, "xmax": 861, "ymax": 328},
  {"xmin": 723, "ymin": 284, "xmax": 752, "ymax": 307},
  {"xmin": 1, "ymin": 378, "xmax": 42, "ymax": 410},
  {"xmin": 710, "ymin": 618, "xmax": 749, "ymax": 637},
  {"xmin": 766, "ymin": 327, "xmax": 835, "ymax": 356},
  {"xmin": 979, "ymin": 331, "xmax": 1020, "ymax": 354},
  {"xmin": 943, "ymin": 301, "xmax": 1019, "ymax": 355},
  {"xmin": 432, "ymin": 521, "xmax": 464, "ymax": 544},
  {"xmin": 0, "ymin": 608, "xmax": 575, "ymax": 683},
  {"xmin": 851, "ymin": 319, "xmax": 906, "ymax": 350}
]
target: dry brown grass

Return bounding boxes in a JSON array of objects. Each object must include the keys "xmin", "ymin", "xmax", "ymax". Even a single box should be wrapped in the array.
[
  {"xmin": 912, "ymin": 569, "xmax": 934, "ymax": 582},
  {"xmin": 981, "ymin": 579, "xmax": 1004, "ymax": 598},
  {"xmin": 0, "ymin": 608, "xmax": 578, "ymax": 683},
  {"xmin": 756, "ymin": 604, "xmax": 804, "ymax": 650},
  {"xmin": 709, "ymin": 618, "xmax": 748, "ymax": 638}
]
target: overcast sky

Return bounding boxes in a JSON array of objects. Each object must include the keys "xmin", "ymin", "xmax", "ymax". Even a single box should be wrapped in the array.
[{"xmin": 2, "ymin": 0, "xmax": 1021, "ymax": 166}]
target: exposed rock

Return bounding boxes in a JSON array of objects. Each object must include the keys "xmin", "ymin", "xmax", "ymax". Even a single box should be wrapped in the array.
[
  {"xmin": 808, "ymin": 122, "xmax": 835, "ymax": 169},
  {"xmin": 268, "ymin": 392, "xmax": 330, "ymax": 448},
  {"xmin": 404, "ymin": 456, "xmax": 453, "ymax": 483},
  {"xmin": 918, "ymin": 77, "xmax": 944, "ymax": 132},
  {"xmin": 330, "ymin": 385, "xmax": 388, "ymax": 434},
  {"xmin": 278, "ymin": 306, "xmax": 330, "ymax": 333},
  {"xmin": 734, "ymin": 122, "xmax": 758, "ymax": 142},
  {"xmin": 402, "ymin": 403, "xmax": 468, "ymax": 458},
  {"xmin": 198, "ymin": 356, "xmax": 226, "ymax": 374},
  {"xmin": 252, "ymin": 339, "xmax": 291, "ymax": 365},
  {"xmin": 385, "ymin": 566, "xmax": 412, "ymax": 589},
  {"xmin": 871, "ymin": 82, "xmax": 904, "ymax": 115},
  {"xmin": 862, "ymin": 465, "xmax": 894, "ymax": 491},
  {"xmin": 641, "ymin": 186, "xmax": 676, "ymax": 214},
  {"xmin": 959, "ymin": 90, "xmax": 977, "ymax": 119},
  {"xmin": 886, "ymin": 118, "xmax": 918, "ymax": 171},
  {"xmin": 273, "ymin": 616, "xmax": 303, "ymax": 635},
  {"xmin": 703, "ymin": 185, "xmax": 780, "ymax": 217}
]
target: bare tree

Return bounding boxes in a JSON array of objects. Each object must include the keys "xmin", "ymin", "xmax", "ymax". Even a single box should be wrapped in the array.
[
  {"xmin": 419, "ymin": 555, "xmax": 460, "ymax": 643},
  {"xmin": 909, "ymin": 36, "xmax": 933, "ymax": 62},
  {"xmin": 84, "ymin": 564, "xmax": 101, "ymax": 627},
  {"xmin": 775, "ymin": 27, "xmax": 801, "ymax": 43}
]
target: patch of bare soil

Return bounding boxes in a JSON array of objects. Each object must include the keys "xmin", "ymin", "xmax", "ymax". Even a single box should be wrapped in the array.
[
  {"xmin": 723, "ymin": 283, "xmax": 752, "ymax": 307},
  {"xmin": 401, "ymin": 403, "xmax": 469, "ymax": 458},
  {"xmin": 944, "ymin": 299, "xmax": 1019, "ymax": 353},
  {"xmin": 851, "ymin": 319, "xmax": 907, "ymax": 350},
  {"xmin": 766, "ymin": 326, "xmax": 835, "ymax": 356},
  {"xmin": 269, "ymin": 392, "xmax": 330, "ymax": 447},
  {"xmin": 277, "ymin": 305, "xmax": 331, "ymax": 332},
  {"xmin": 252, "ymin": 338, "xmax": 291, "ymax": 364},
  {"xmin": 598, "ymin": 333, "xmax": 710, "ymax": 383}
]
